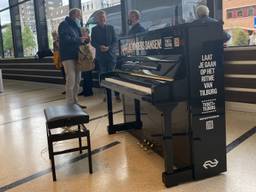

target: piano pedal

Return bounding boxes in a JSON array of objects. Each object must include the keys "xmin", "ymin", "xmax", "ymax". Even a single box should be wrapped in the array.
[
  {"xmin": 143, "ymin": 147, "xmax": 148, "ymax": 151},
  {"xmin": 137, "ymin": 140, "xmax": 155, "ymax": 152}
]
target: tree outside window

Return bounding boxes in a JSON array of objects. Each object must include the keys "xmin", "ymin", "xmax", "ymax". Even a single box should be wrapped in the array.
[{"xmin": 2, "ymin": 24, "xmax": 14, "ymax": 57}]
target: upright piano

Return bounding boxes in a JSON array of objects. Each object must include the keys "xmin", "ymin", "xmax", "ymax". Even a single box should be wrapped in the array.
[{"xmin": 101, "ymin": 22, "xmax": 226, "ymax": 187}]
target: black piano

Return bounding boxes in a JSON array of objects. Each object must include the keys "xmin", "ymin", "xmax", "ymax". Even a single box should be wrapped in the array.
[{"xmin": 101, "ymin": 22, "xmax": 226, "ymax": 187}]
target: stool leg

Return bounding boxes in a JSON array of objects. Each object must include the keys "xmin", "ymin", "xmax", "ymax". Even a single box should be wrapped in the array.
[
  {"xmin": 47, "ymin": 137, "xmax": 51, "ymax": 160},
  {"xmin": 78, "ymin": 125, "xmax": 82, "ymax": 154},
  {"xmin": 48, "ymin": 137, "xmax": 57, "ymax": 181},
  {"xmin": 46, "ymin": 125, "xmax": 51, "ymax": 160},
  {"xmin": 86, "ymin": 130, "xmax": 93, "ymax": 174}
]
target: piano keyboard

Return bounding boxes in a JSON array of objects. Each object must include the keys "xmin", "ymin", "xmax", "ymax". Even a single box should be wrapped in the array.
[{"xmin": 105, "ymin": 78, "xmax": 152, "ymax": 94}]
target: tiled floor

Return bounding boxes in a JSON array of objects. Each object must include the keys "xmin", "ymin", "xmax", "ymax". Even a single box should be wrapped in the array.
[{"xmin": 0, "ymin": 80, "xmax": 255, "ymax": 192}]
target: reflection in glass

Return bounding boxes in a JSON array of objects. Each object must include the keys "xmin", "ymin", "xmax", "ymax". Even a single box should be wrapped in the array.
[
  {"xmin": 83, "ymin": 1, "xmax": 121, "ymax": 36},
  {"xmin": 0, "ymin": 10, "xmax": 14, "ymax": 57},
  {"xmin": 45, "ymin": 0, "xmax": 67, "ymax": 49},
  {"xmin": 19, "ymin": 0, "xmax": 38, "ymax": 56},
  {"xmin": 128, "ymin": 0, "xmax": 207, "ymax": 31}
]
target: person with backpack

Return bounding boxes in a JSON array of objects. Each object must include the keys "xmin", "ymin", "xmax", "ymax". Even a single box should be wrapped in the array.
[
  {"xmin": 58, "ymin": 8, "xmax": 89, "ymax": 108},
  {"xmin": 52, "ymin": 31, "xmax": 66, "ymax": 95},
  {"xmin": 78, "ymin": 27, "xmax": 95, "ymax": 97}
]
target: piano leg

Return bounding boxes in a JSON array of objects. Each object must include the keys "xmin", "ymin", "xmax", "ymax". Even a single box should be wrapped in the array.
[
  {"xmin": 162, "ymin": 109, "xmax": 174, "ymax": 174},
  {"xmin": 135, "ymin": 99, "xmax": 142, "ymax": 127},
  {"xmin": 160, "ymin": 106, "xmax": 193, "ymax": 187},
  {"xmin": 105, "ymin": 90, "xmax": 143, "ymax": 134},
  {"xmin": 106, "ymin": 88, "xmax": 115, "ymax": 134}
]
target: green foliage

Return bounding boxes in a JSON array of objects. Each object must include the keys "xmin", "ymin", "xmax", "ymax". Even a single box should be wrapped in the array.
[
  {"xmin": 22, "ymin": 25, "xmax": 36, "ymax": 56},
  {"xmin": 232, "ymin": 28, "xmax": 249, "ymax": 46},
  {"xmin": 2, "ymin": 24, "xmax": 14, "ymax": 56}
]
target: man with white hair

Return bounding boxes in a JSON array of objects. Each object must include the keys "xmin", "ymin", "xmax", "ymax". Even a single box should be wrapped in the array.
[
  {"xmin": 58, "ymin": 8, "xmax": 89, "ymax": 108},
  {"xmin": 193, "ymin": 5, "xmax": 231, "ymax": 43},
  {"xmin": 128, "ymin": 10, "xmax": 145, "ymax": 35}
]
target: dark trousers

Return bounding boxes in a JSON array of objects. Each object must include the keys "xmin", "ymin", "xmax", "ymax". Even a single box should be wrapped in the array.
[
  {"xmin": 61, "ymin": 67, "xmax": 66, "ymax": 81},
  {"xmin": 81, "ymin": 71, "xmax": 93, "ymax": 96},
  {"xmin": 97, "ymin": 58, "xmax": 119, "ymax": 97}
]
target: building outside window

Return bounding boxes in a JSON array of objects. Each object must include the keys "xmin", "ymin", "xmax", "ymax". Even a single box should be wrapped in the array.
[
  {"xmin": 248, "ymin": 7, "xmax": 254, "ymax": 16},
  {"xmin": 237, "ymin": 8, "xmax": 243, "ymax": 17},
  {"xmin": 18, "ymin": 0, "xmax": 38, "ymax": 57},
  {"xmin": 45, "ymin": 0, "xmax": 68, "ymax": 49},
  {"xmin": 223, "ymin": 0, "xmax": 256, "ymax": 47}
]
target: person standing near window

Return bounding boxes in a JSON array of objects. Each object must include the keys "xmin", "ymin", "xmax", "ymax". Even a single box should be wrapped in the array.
[
  {"xmin": 128, "ymin": 10, "xmax": 145, "ymax": 35},
  {"xmin": 91, "ymin": 10, "xmax": 120, "ymax": 102},
  {"xmin": 192, "ymin": 5, "xmax": 231, "ymax": 43},
  {"xmin": 58, "ymin": 8, "xmax": 88, "ymax": 108}
]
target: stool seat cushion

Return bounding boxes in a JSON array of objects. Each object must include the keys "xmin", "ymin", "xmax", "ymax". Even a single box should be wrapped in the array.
[{"xmin": 44, "ymin": 104, "xmax": 89, "ymax": 129}]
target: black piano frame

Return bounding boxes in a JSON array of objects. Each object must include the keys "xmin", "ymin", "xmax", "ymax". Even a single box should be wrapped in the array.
[
  {"xmin": 106, "ymin": 88, "xmax": 193, "ymax": 187},
  {"xmin": 102, "ymin": 22, "xmax": 227, "ymax": 188}
]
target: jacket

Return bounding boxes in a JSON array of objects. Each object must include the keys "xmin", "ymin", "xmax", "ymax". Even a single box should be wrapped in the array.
[
  {"xmin": 91, "ymin": 24, "xmax": 117, "ymax": 62},
  {"xmin": 128, "ymin": 23, "xmax": 146, "ymax": 35},
  {"xmin": 192, "ymin": 16, "xmax": 231, "ymax": 43},
  {"xmin": 58, "ymin": 17, "xmax": 81, "ymax": 61}
]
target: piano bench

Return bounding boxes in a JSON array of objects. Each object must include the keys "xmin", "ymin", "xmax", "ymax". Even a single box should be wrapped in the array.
[{"xmin": 44, "ymin": 104, "xmax": 93, "ymax": 181}]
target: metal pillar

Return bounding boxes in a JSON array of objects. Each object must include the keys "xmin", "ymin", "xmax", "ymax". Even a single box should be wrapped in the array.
[
  {"xmin": 120, "ymin": 0, "xmax": 128, "ymax": 35},
  {"xmin": 9, "ymin": 0, "xmax": 24, "ymax": 57},
  {"xmin": 33, "ymin": 0, "xmax": 49, "ymax": 52},
  {"xmin": 69, "ymin": 0, "xmax": 81, "ymax": 9},
  {"xmin": 0, "ymin": 21, "xmax": 4, "ymax": 58}
]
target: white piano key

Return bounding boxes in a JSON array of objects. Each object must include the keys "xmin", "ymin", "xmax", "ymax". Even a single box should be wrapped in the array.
[{"xmin": 105, "ymin": 78, "xmax": 152, "ymax": 94}]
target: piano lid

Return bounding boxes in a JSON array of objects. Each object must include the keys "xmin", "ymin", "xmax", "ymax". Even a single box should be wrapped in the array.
[
  {"xmin": 119, "ymin": 26, "xmax": 185, "ymax": 57},
  {"xmin": 117, "ymin": 26, "xmax": 187, "ymax": 79},
  {"xmin": 118, "ymin": 54, "xmax": 182, "ymax": 78}
]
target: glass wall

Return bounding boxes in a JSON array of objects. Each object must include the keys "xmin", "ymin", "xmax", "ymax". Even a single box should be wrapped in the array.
[
  {"xmin": 18, "ymin": 0, "xmax": 38, "ymax": 56},
  {"xmin": 45, "ymin": 0, "xmax": 68, "ymax": 49},
  {"xmin": 182, "ymin": 0, "xmax": 207, "ymax": 23},
  {"xmin": 0, "ymin": 10, "xmax": 14, "ymax": 58},
  {"xmin": 223, "ymin": 0, "xmax": 256, "ymax": 47},
  {"xmin": 4, "ymin": 0, "xmax": 254, "ymax": 58},
  {"xmin": 128, "ymin": 0, "xmax": 180, "ymax": 30},
  {"xmin": 85, "ymin": 4, "xmax": 121, "ymax": 36},
  {"xmin": 127, "ymin": 0, "xmax": 207, "ymax": 31},
  {"xmin": 82, "ymin": 0, "xmax": 121, "ymax": 35},
  {"xmin": 0, "ymin": 0, "xmax": 123, "ymax": 58}
]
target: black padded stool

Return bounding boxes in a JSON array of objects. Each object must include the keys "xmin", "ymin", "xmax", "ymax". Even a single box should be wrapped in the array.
[{"xmin": 44, "ymin": 104, "xmax": 93, "ymax": 181}]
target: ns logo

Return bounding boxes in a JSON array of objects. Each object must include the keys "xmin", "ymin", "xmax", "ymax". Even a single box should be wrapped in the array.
[{"xmin": 203, "ymin": 159, "xmax": 219, "ymax": 169}]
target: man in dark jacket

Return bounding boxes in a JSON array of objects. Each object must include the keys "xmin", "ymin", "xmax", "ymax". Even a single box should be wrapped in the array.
[
  {"xmin": 58, "ymin": 8, "xmax": 88, "ymax": 107},
  {"xmin": 128, "ymin": 10, "xmax": 146, "ymax": 35},
  {"xmin": 193, "ymin": 5, "xmax": 231, "ymax": 43},
  {"xmin": 91, "ymin": 10, "xmax": 120, "ymax": 101}
]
